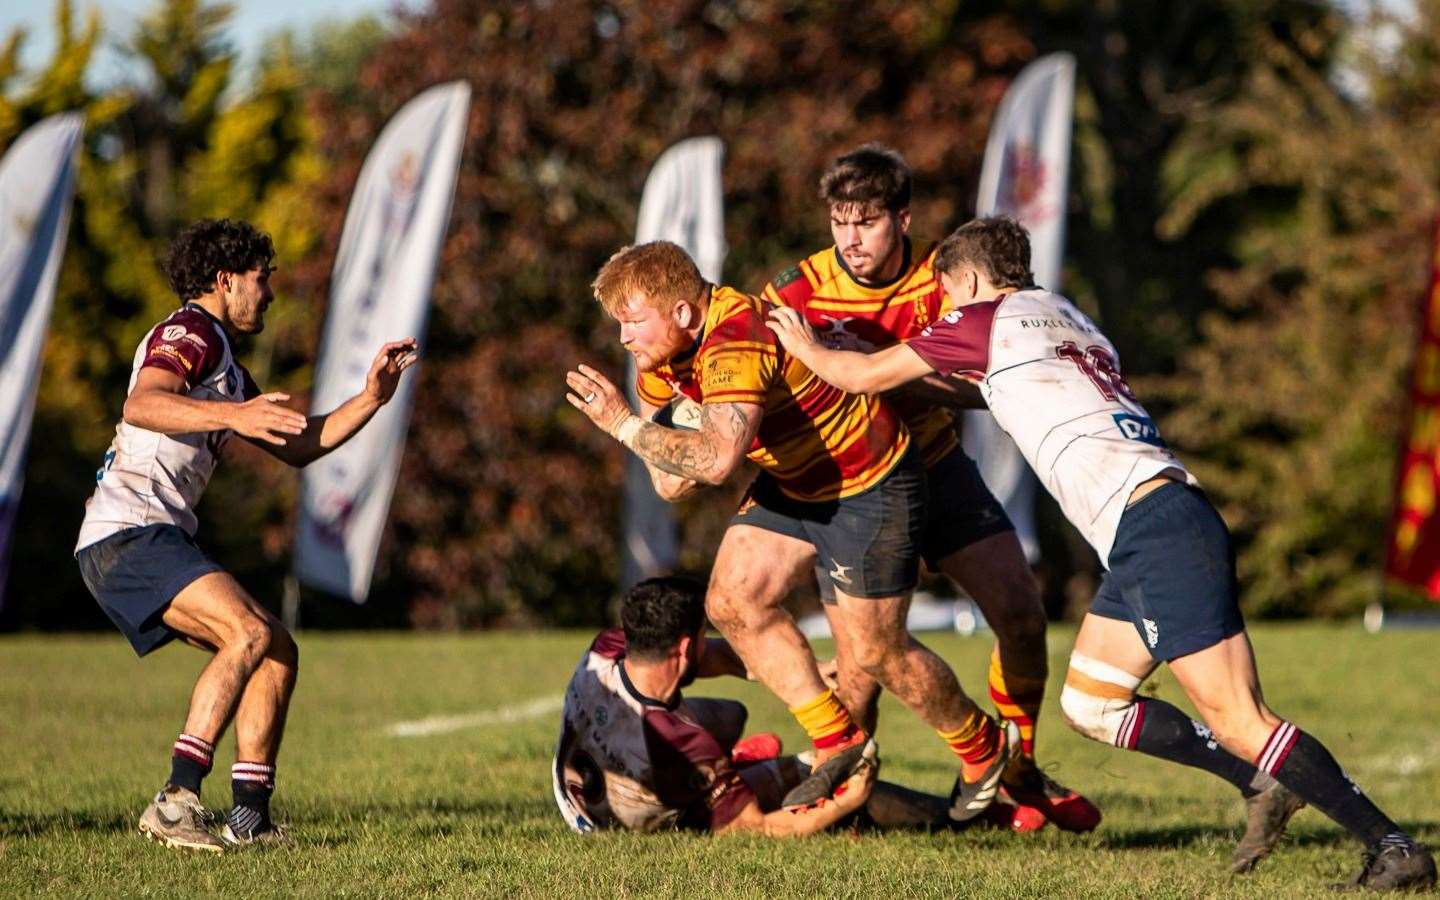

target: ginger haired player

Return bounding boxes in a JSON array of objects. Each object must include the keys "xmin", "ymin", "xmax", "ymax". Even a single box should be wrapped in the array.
[{"xmin": 566, "ymin": 241, "xmax": 1020, "ymax": 822}]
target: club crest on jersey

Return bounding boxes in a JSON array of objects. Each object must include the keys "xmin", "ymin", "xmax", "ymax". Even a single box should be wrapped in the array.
[{"xmin": 1112, "ymin": 413, "xmax": 1166, "ymax": 448}]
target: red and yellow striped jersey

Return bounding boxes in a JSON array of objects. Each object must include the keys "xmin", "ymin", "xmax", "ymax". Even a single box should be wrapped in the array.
[
  {"xmin": 761, "ymin": 238, "xmax": 956, "ymax": 467},
  {"xmin": 636, "ymin": 285, "xmax": 910, "ymax": 502}
]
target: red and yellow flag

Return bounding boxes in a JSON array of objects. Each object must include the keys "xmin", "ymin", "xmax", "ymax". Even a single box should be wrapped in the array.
[{"xmin": 1386, "ymin": 219, "xmax": 1440, "ymax": 598}]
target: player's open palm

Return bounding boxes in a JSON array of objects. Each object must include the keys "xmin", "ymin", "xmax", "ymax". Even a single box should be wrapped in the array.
[
  {"xmin": 231, "ymin": 393, "xmax": 308, "ymax": 446},
  {"xmin": 365, "ymin": 339, "xmax": 420, "ymax": 405}
]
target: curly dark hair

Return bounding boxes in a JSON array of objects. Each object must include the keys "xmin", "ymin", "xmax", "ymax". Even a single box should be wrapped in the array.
[
  {"xmin": 621, "ymin": 575, "xmax": 707, "ymax": 661},
  {"xmin": 935, "ymin": 217, "xmax": 1034, "ymax": 289},
  {"xmin": 819, "ymin": 142, "xmax": 912, "ymax": 213},
  {"xmin": 163, "ymin": 218, "xmax": 275, "ymax": 302}
]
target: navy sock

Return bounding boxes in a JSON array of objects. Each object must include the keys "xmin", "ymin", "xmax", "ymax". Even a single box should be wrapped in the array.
[
  {"xmin": 1257, "ymin": 722, "xmax": 1401, "ymax": 847},
  {"xmin": 229, "ymin": 762, "xmax": 276, "ymax": 836},
  {"xmin": 1121, "ymin": 698, "xmax": 1273, "ymax": 798},
  {"xmin": 168, "ymin": 734, "xmax": 215, "ymax": 796}
]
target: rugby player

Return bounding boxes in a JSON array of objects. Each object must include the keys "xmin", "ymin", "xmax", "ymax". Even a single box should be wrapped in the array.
[
  {"xmin": 565, "ymin": 241, "xmax": 1018, "ymax": 822},
  {"xmin": 554, "ymin": 576, "xmax": 1019, "ymax": 835},
  {"xmin": 761, "ymin": 144, "xmax": 1097, "ymax": 832},
  {"xmin": 766, "ymin": 217, "xmax": 1437, "ymax": 890},
  {"xmin": 75, "ymin": 219, "xmax": 419, "ymax": 852}
]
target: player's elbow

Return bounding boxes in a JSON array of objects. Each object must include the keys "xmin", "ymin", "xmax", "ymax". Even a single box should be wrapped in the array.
[{"xmin": 702, "ymin": 451, "xmax": 745, "ymax": 485}]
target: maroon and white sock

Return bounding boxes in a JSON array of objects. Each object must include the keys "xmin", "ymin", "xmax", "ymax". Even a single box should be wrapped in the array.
[
  {"xmin": 229, "ymin": 762, "xmax": 277, "ymax": 837},
  {"xmin": 1256, "ymin": 721, "xmax": 1403, "ymax": 848},
  {"xmin": 168, "ymin": 733, "xmax": 214, "ymax": 795}
]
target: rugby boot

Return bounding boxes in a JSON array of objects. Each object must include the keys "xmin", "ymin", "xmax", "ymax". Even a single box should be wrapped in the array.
[
  {"xmin": 1000, "ymin": 756, "xmax": 1102, "ymax": 833},
  {"xmin": 1231, "ymin": 782, "xmax": 1305, "ymax": 874},
  {"xmin": 781, "ymin": 731, "xmax": 876, "ymax": 809},
  {"xmin": 220, "ymin": 821, "xmax": 292, "ymax": 848},
  {"xmin": 730, "ymin": 732, "xmax": 783, "ymax": 765},
  {"xmin": 1332, "ymin": 837, "xmax": 1436, "ymax": 892},
  {"xmin": 138, "ymin": 785, "xmax": 226, "ymax": 853},
  {"xmin": 949, "ymin": 720, "xmax": 1020, "ymax": 823}
]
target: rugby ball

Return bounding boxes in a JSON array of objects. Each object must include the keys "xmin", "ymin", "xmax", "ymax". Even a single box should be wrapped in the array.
[{"xmin": 651, "ymin": 396, "xmax": 702, "ymax": 431}]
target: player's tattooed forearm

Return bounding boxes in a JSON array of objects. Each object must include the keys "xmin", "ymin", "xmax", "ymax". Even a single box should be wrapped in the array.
[{"xmin": 630, "ymin": 403, "xmax": 751, "ymax": 482}]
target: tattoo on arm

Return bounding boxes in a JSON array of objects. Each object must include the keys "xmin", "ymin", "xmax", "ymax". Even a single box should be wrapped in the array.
[{"xmin": 628, "ymin": 402, "xmax": 753, "ymax": 483}]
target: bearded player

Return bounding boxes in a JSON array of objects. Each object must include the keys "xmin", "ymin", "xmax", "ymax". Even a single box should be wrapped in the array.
[
  {"xmin": 75, "ymin": 218, "xmax": 418, "ymax": 851},
  {"xmin": 761, "ymin": 144, "xmax": 1097, "ymax": 832},
  {"xmin": 767, "ymin": 217, "xmax": 1435, "ymax": 891},
  {"xmin": 566, "ymin": 241, "xmax": 1019, "ymax": 822}
]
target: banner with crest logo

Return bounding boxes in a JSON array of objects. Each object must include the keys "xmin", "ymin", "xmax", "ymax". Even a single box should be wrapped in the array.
[
  {"xmin": 965, "ymin": 53, "xmax": 1075, "ymax": 561},
  {"xmin": 294, "ymin": 82, "xmax": 470, "ymax": 601},
  {"xmin": 622, "ymin": 137, "xmax": 727, "ymax": 587}
]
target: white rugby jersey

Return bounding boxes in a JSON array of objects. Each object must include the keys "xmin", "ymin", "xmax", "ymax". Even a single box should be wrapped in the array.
[
  {"xmin": 907, "ymin": 289, "xmax": 1196, "ymax": 564},
  {"xmin": 552, "ymin": 629, "xmax": 754, "ymax": 833},
  {"xmin": 76, "ymin": 304, "xmax": 259, "ymax": 552}
]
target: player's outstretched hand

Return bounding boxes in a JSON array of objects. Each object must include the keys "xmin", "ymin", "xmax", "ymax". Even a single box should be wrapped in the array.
[
  {"xmin": 766, "ymin": 307, "xmax": 820, "ymax": 355},
  {"xmin": 365, "ymin": 339, "xmax": 420, "ymax": 405},
  {"xmin": 566, "ymin": 364, "xmax": 633, "ymax": 436},
  {"xmin": 231, "ymin": 393, "xmax": 309, "ymax": 445}
]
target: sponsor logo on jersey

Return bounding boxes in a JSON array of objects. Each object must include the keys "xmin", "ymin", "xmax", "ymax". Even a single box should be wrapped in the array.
[
  {"xmin": 1112, "ymin": 413, "xmax": 1166, "ymax": 448},
  {"xmin": 920, "ymin": 309, "xmax": 963, "ymax": 337},
  {"xmin": 162, "ymin": 324, "xmax": 188, "ymax": 341}
]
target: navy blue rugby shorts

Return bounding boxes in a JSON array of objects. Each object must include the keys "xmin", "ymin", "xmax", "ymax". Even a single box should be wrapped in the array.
[
  {"xmin": 76, "ymin": 523, "xmax": 224, "ymax": 657},
  {"xmin": 1089, "ymin": 483, "xmax": 1246, "ymax": 661}
]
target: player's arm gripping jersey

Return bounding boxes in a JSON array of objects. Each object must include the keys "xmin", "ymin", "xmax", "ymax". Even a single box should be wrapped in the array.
[
  {"xmin": 762, "ymin": 240, "xmax": 958, "ymax": 467},
  {"xmin": 905, "ymin": 290, "xmax": 1195, "ymax": 563},
  {"xmin": 637, "ymin": 286, "xmax": 909, "ymax": 502}
]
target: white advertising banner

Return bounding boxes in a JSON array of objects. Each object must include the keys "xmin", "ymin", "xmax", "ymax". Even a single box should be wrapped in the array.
[
  {"xmin": 0, "ymin": 112, "xmax": 84, "ymax": 604},
  {"xmin": 294, "ymin": 81, "xmax": 470, "ymax": 601},
  {"xmin": 966, "ymin": 53, "xmax": 1076, "ymax": 561},
  {"xmin": 622, "ymin": 137, "xmax": 726, "ymax": 587}
]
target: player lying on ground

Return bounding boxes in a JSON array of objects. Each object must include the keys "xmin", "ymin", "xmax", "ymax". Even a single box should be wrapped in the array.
[
  {"xmin": 761, "ymin": 143, "xmax": 1096, "ymax": 832},
  {"xmin": 554, "ymin": 576, "xmax": 1023, "ymax": 835},
  {"xmin": 566, "ymin": 241, "xmax": 1019, "ymax": 823},
  {"xmin": 766, "ymin": 216, "xmax": 1436, "ymax": 891},
  {"xmin": 75, "ymin": 218, "xmax": 418, "ymax": 852}
]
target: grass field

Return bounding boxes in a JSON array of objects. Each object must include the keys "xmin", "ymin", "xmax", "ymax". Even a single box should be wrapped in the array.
[{"xmin": 1, "ymin": 623, "xmax": 1437, "ymax": 898}]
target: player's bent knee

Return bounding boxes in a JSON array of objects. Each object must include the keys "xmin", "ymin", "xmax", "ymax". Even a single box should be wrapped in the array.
[
  {"xmin": 1059, "ymin": 653, "xmax": 1144, "ymax": 745},
  {"xmin": 268, "ymin": 625, "xmax": 299, "ymax": 669}
]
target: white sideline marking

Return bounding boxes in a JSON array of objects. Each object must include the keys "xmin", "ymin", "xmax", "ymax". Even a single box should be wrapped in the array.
[{"xmin": 386, "ymin": 696, "xmax": 563, "ymax": 737}]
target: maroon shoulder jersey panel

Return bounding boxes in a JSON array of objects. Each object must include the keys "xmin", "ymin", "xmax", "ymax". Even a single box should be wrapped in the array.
[
  {"xmin": 906, "ymin": 297, "xmax": 1003, "ymax": 378},
  {"xmin": 589, "ymin": 627, "xmax": 627, "ymax": 661},
  {"xmin": 140, "ymin": 308, "xmax": 225, "ymax": 389},
  {"xmin": 642, "ymin": 707, "xmax": 755, "ymax": 830}
]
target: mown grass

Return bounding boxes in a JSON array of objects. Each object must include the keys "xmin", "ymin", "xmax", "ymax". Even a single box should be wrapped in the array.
[{"xmin": 1, "ymin": 623, "xmax": 1437, "ymax": 897}]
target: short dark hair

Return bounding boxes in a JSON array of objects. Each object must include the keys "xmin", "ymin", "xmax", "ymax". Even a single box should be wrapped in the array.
[
  {"xmin": 819, "ymin": 143, "xmax": 911, "ymax": 214},
  {"xmin": 620, "ymin": 576, "xmax": 706, "ymax": 661},
  {"xmin": 163, "ymin": 218, "xmax": 275, "ymax": 302},
  {"xmin": 935, "ymin": 217, "xmax": 1034, "ymax": 289}
]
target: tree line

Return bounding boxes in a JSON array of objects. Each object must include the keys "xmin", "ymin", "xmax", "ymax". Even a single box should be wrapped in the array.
[{"xmin": 1, "ymin": 0, "xmax": 1431, "ymax": 632}]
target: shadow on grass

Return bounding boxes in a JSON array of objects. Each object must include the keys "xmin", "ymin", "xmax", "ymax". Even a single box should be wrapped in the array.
[
  {"xmin": 0, "ymin": 796, "xmax": 558, "ymax": 842},
  {"xmin": 1099, "ymin": 821, "xmax": 1440, "ymax": 851},
  {"xmin": 0, "ymin": 809, "xmax": 134, "ymax": 838}
]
